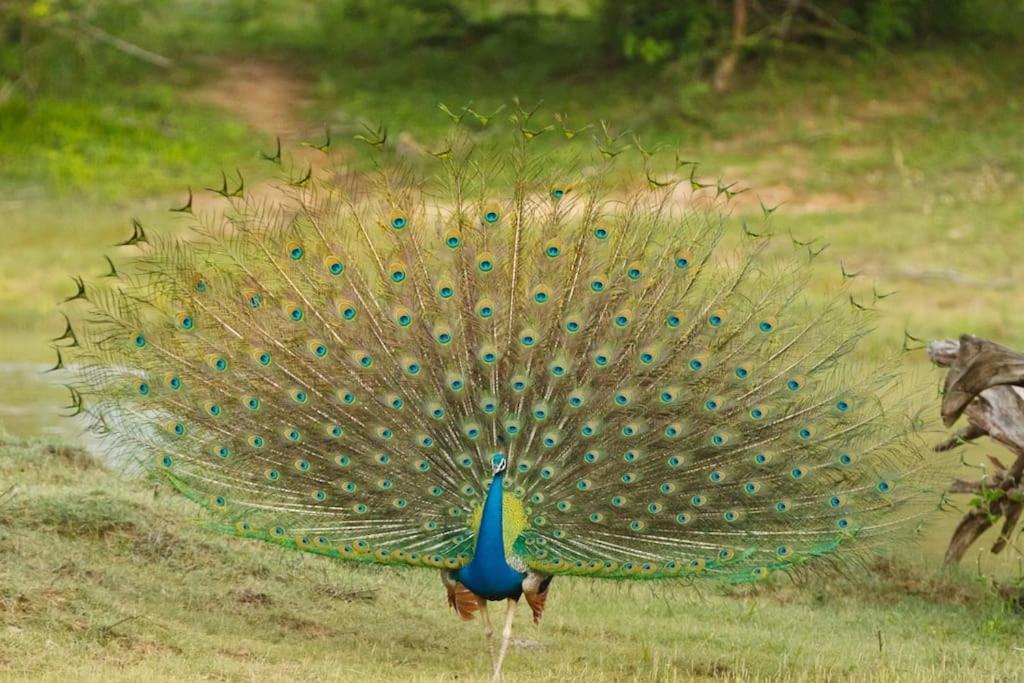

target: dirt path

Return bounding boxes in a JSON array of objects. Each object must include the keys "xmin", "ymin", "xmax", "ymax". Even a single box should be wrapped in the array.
[{"xmin": 194, "ymin": 60, "xmax": 315, "ymax": 139}]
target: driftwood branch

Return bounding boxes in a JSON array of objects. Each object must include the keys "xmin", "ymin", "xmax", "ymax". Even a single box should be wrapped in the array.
[{"xmin": 928, "ymin": 335, "xmax": 1024, "ymax": 563}]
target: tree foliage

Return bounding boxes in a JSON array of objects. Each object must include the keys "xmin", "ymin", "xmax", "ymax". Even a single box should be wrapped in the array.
[{"xmin": 598, "ymin": 0, "xmax": 1024, "ymax": 67}]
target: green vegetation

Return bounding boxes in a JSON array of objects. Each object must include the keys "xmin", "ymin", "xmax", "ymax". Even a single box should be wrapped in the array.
[
  {"xmin": 1, "ymin": 435, "xmax": 1021, "ymax": 680},
  {"xmin": 1, "ymin": 2, "xmax": 1023, "ymax": 678}
]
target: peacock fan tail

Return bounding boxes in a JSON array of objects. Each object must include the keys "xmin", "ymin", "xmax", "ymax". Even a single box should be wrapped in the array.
[{"xmin": 58, "ymin": 105, "xmax": 934, "ymax": 588}]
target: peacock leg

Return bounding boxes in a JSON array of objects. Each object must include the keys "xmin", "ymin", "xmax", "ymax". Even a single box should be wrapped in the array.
[
  {"xmin": 491, "ymin": 598, "xmax": 517, "ymax": 683},
  {"xmin": 479, "ymin": 599, "xmax": 495, "ymax": 667}
]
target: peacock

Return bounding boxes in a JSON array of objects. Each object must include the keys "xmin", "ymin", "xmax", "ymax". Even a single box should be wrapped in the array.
[{"xmin": 55, "ymin": 104, "xmax": 931, "ymax": 681}]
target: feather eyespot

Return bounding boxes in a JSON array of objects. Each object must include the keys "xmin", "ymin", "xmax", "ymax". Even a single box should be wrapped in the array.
[
  {"xmin": 324, "ymin": 255, "xmax": 344, "ymax": 275},
  {"xmin": 388, "ymin": 210, "xmax": 408, "ymax": 230},
  {"xmin": 444, "ymin": 229, "xmax": 462, "ymax": 249},
  {"xmin": 388, "ymin": 262, "xmax": 407, "ymax": 283}
]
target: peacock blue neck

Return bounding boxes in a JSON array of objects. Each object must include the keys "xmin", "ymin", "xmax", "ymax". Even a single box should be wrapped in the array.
[
  {"xmin": 475, "ymin": 471, "xmax": 507, "ymax": 560},
  {"xmin": 454, "ymin": 470, "xmax": 525, "ymax": 600}
]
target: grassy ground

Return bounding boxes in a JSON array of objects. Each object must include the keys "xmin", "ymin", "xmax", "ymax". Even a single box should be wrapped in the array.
[
  {"xmin": 1, "ymin": 434, "xmax": 1021, "ymax": 682},
  {"xmin": 2, "ymin": 10, "xmax": 1024, "ymax": 679}
]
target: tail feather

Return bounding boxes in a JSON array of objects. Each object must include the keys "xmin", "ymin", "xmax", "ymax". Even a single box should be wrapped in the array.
[{"xmin": 60, "ymin": 107, "xmax": 935, "ymax": 583}]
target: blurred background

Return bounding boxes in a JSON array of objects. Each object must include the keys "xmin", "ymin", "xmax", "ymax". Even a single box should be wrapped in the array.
[
  {"xmin": 2, "ymin": 0, "xmax": 1024, "ymax": 438},
  {"xmin": 2, "ymin": 0, "xmax": 1023, "ymax": 555},
  {"xmin": 2, "ymin": 3, "xmax": 1024, "ymax": 678}
]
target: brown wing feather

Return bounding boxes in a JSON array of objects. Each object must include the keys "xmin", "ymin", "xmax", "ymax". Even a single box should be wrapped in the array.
[
  {"xmin": 440, "ymin": 570, "xmax": 485, "ymax": 621},
  {"xmin": 522, "ymin": 572, "xmax": 553, "ymax": 624}
]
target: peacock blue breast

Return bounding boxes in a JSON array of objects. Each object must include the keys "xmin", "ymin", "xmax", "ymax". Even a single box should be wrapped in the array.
[
  {"xmin": 454, "ymin": 470, "xmax": 525, "ymax": 600},
  {"xmin": 454, "ymin": 554, "xmax": 525, "ymax": 601}
]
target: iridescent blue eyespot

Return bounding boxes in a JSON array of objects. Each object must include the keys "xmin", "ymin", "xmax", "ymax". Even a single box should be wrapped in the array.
[
  {"xmin": 329, "ymin": 261, "xmax": 344, "ymax": 275},
  {"xmin": 138, "ymin": 382, "xmax": 149, "ymax": 395},
  {"xmin": 290, "ymin": 246, "xmax": 303, "ymax": 260},
  {"xmin": 391, "ymin": 216, "xmax": 407, "ymax": 229},
  {"xmin": 836, "ymin": 400, "xmax": 849, "ymax": 412},
  {"xmin": 484, "ymin": 211, "xmax": 499, "ymax": 223},
  {"xmin": 290, "ymin": 308, "xmax": 303, "ymax": 321},
  {"xmin": 689, "ymin": 359, "xmax": 703, "ymax": 371},
  {"xmin": 667, "ymin": 315, "xmax": 681, "ymax": 328},
  {"xmin": 439, "ymin": 286, "xmax": 454, "ymax": 299},
  {"xmin": 735, "ymin": 367, "xmax": 748, "ymax": 379},
  {"xmin": 134, "ymin": 334, "xmax": 146, "ymax": 347},
  {"xmin": 759, "ymin": 320, "xmax": 774, "ymax": 332},
  {"xmin": 594, "ymin": 227, "xmax": 608, "ymax": 240}
]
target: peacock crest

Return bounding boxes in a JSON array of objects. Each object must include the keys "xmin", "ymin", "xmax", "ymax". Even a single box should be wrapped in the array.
[{"xmin": 57, "ymin": 104, "xmax": 931, "ymax": 586}]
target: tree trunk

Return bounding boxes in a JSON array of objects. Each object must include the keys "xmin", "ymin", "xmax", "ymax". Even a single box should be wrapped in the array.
[{"xmin": 712, "ymin": 0, "xmax": 749, "ymax": 93}]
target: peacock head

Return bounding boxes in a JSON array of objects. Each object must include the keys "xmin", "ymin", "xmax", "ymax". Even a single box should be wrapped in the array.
[{"xmin": 491, "ymin": 452, "xmax": 508, "ymax": 476}]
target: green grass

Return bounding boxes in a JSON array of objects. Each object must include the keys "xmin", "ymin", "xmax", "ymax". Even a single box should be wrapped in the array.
[
  {"xmin": 1, "ymin": 434, "xmax": 1021, "ymax": 681},
  {"xmin": 3, "ymin": 18, "xmax": 1024, "ymax": 679},
  {"xmin": 0, "ymin": 86, "xmax": 255, "ymax": 200}
]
